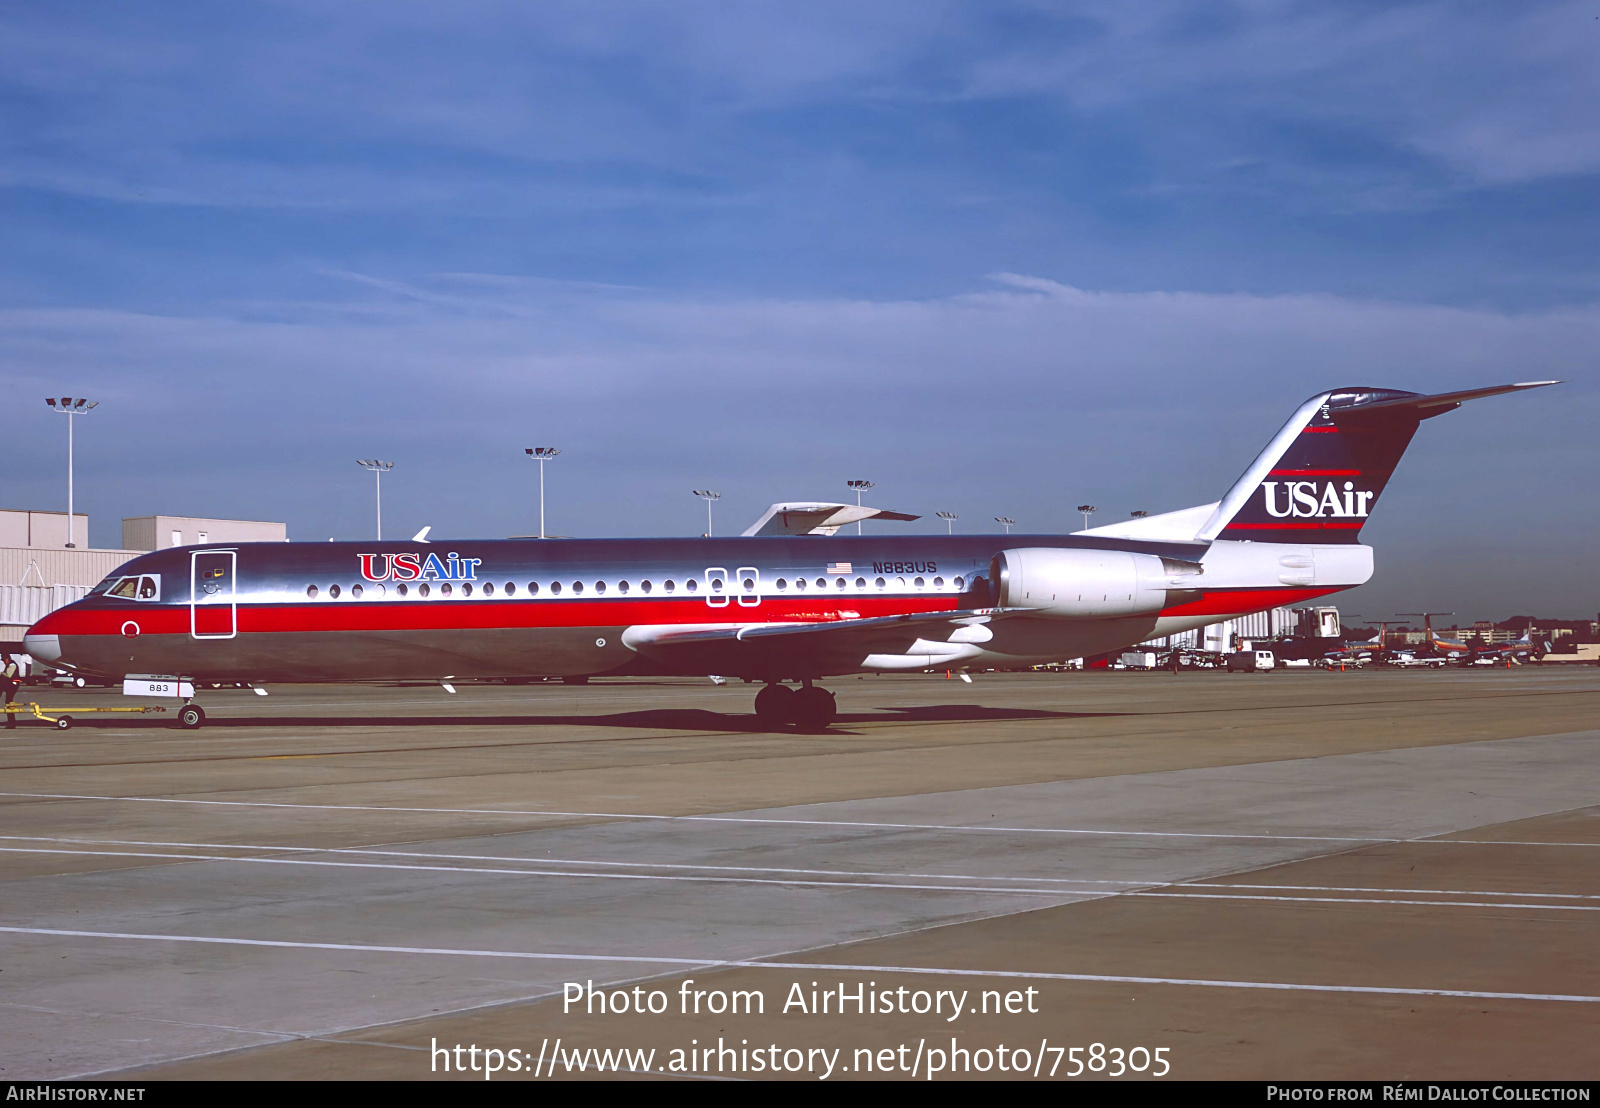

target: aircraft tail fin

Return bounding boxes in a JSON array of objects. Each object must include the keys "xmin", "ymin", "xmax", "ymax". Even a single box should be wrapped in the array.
[{"xmin": 1198, "ymin": 382, "xmax": 1557, "ymax": 544}]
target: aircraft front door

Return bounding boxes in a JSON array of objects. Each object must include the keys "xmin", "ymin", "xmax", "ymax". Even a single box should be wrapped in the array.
[{"xmin": 190, "ymin": 550, "xmax": 237, "ymax": 639}]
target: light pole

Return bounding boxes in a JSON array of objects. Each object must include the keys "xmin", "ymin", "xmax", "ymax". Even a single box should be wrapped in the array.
[
  {"xmin": 936, "ymin": 511, "xmax": 958, "ymax": 534},
  {"xmin": 694, "ymin": 490, "xmax": 721, "ymax": 536},
  {"xmin": 994, "ymin": 516, "xmax": 1015, "ymax": 534},
  {"xmin": 524, "ymin": 447, "xmax": 561, "ymax": 539},
  {"xmin": 1076, "ymin": 504, "xmax": 1097, "ymax": 531},
  {"xmin": 845, "ymin": 479, "xmax": 874, "ymax": 534},
  {"xmin": 356, "ymin": 460, "xmax": 393, "ymax": 539},
  {"xmin": 45, "ymin": 397, "xmax": 97, "ymax": 548}
]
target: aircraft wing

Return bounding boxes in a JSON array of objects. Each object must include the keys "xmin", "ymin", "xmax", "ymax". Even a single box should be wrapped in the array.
[
  {"xmin": 621, "ymin": 609, "xmax": 998, "ymax": 676},
  {"xmin": 741, "ymin": 502, "xmax": 921, "ymax": 537}
]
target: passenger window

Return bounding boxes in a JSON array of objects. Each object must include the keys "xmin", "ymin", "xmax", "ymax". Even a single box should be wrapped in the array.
[
  {"xmin": 482, "ymin": 582, "xmax": 493, "ymax": 596},
  {"xmin": 550, "ymin": 582, "xmax": 561, "ymax": 595},
  {"xmin": 373, "ymin": 583, "xmax": 386, "ymax": 597},
  {"xmin": 816, "ymin": 578, "xmax": 827, "ymax": 589},
  {"xmin": 352, "ymin": 583, "xmax": 364, "ymax": 598},
  {"xmin": 776, "ymin": 579, "xmax": 787, "ymax": 590},
  {"xmin": 642, "ymin": 580, "xmax": 652, "ymax": 593},
  {"xmin": 914, "ymin": 577, "xmax": 924, "ymax": 589},
  {"xmin": 330, "ymin": 584, "xmax": 342, "ymax": 599},
  {"xmin": 397, "ymin": 583, "xmax": 409, "ymax": 597},
  {"xmin": 505, "ymin": 582, "xmax": 515, "ymax": 595},
  {"xmin": 419, "ymin": 583, "xmax": 431, "ymax": 598},
  {"xmin": 462, "ymin": 583, "xmax": 473, "ymax": 596},
  {"xmin": 854, "ymin": 577, "xmax": 865, "ymax": 589},
  {"xmin": 953, "ymin": 575, "xmax": 964, "ymax": 589},
  {"xmin": 665, "ymin": 580, "xmax": 675, "ymax": 593},
  {"xmin": 933, "ymin": 576, "xmax": 944, "ymax": 588},
  {"xmin": 686, "ymin": 580, "xmax": 698, "ymax": 593},
  {"xmin": 595, "ymin": 581, "xmax": 606, "ymax": 594},
  {"xmin": 305, "ymin": 585, "xmax": 318, "ymax": 599},
  {"xmin": 529, "ymin": 582, "xmax": 540, "ymax": 595},
  {"xmin": 896, "ymin": 577, "xmax": 907, "ymax": 589},
  {"xmin": 835, "ymin": 577, "xmax": 846, "ymax": 590},
  {"xmin": 742, "ymin": 577, "xmax": 754, "ymax": 591},
  {"xmin": 440, "ymin": 583, "xmax": 453, "ymax": 597},
  {"xmin": 618, "ymin": 581, "xmax": 629, "ymax": 594},
  {"xmin": 572, "ymin": 581, "xmax": 584, "ymax": 594},
  {"xmin": 875, "ymin": 577, "xmax": 885, "ymax": 589},
  {"xmin": 710, "ymin": 577, "xmax": 724, "ymax": 592},
  {"xmin": 795, "ymin": 577, "xmax": 806, "ymax": 590},
  {"xmin": 109, "ymin": 577, "xmax": 140, "ymax": 599}
]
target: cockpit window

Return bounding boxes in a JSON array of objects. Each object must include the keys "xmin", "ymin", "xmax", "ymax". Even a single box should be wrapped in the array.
[{"xmin": 105, "ymin": 575, "xmax": 160, "ymax": 601}]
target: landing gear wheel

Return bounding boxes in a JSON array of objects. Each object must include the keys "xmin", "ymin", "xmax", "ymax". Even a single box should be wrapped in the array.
[
  {"xmin": 791, "ymin": 686, "xmax": 837, "ymax": 731},
  {"xmin": 178, "ymin": 704, "xmax": 206, "ymax": 730},
  {"xmin": 754, "ymin": 683, "xmax": 795, "ymax": 726},
  {"xmin": 55, "ymin": 715, "xmax": 73, "ymax": 730}
]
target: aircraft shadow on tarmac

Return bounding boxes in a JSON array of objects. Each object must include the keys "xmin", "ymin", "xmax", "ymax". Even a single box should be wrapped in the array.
[{"xmin": 27, "ymin": 704, "xmax": 1118, "ymax": 736}]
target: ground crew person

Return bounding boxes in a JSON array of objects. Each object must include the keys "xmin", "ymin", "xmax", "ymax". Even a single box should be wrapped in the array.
[{"xmin": 1, "ymin": 653, "xmax": 20, "ymax": 729}]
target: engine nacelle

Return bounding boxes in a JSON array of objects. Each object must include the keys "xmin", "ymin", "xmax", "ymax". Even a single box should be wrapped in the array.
[{"xmin": 991, "ymin": 547, "xmax": 1181, "ymax": 618}]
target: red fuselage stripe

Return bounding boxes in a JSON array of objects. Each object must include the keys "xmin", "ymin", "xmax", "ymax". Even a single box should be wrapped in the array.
[
  {"xmin": 1158, "ymin": 587, "xmax": 1336, "ymax": 617},
  {"xmin": 1267, "ymin": 469, "xmax": 1361, "ymax": 476},
  {"xmin": 33, "ymin": 595, "xmax": 961, "ymax": 637},
  {"xmin": 1221, "ymin": 521, "xmax": 1363, "ymax": 531},
  {"xmin": 37, "ymin": 588, "xmax": 1342, "ymax": 637}
]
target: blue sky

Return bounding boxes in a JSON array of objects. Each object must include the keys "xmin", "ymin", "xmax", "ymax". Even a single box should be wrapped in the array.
[{"xmin": 2, "ymin": 1, "xmax": 1595, "ymax": 619}]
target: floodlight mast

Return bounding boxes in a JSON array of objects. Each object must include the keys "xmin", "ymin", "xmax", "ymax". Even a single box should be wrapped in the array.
[
  {"xmin": 994, "ymin": 516, "xmax": 1015, "ymax": 534},
  {"xmin": 845, "ymin": 479, "xmax": 874, "ymax": 534},
  {"xmin": 525, "ymin": 447, "xmax": 561, "ymax": 539},
  {"xmin": 356, "ymin": 460, "xmax": 394, "ymax": 540},
  {"xmin": 936, "ymin": 511, "xmax": 958, "ymax": 535},
  {"xmin": 44, "ymin": 397, "xmax": 98, "ymax": 548},
  {"xmin": 694, "ymin": 490, "xmax": 721, "ymax": 537},
  {"xmin": 1077, "ymin": 504, "xmax": 1097, "ymax": 531}
]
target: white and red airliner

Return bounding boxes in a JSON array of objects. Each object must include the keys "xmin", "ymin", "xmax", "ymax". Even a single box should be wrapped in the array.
[{"xmin": 24, "ymin": 382, "xmax": 1554, "ymax": 729}]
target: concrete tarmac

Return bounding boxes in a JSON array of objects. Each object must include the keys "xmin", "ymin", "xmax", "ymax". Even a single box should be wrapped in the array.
[{"xmin": 0, "ymin": 668, "xmax": 1596, "ymax": 1080}]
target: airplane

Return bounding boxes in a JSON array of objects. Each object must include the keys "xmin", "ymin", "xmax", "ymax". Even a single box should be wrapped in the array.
[
  {"xmin": 23, "ymin": 381, "xmax": 1557, "ymax": 731},
  {"xmin": 1403, "ymin": 612, "xmax": 1548, "ymax": 666}
]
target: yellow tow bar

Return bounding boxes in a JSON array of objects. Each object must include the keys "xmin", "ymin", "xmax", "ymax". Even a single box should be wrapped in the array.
[{"xmin": 3, "ymin": 702, "xmax": 168, "ymax": 730}]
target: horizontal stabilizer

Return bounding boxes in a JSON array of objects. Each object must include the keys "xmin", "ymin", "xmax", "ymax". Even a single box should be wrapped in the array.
[
  {"xmin": 742, "ymin": 502, "xmax": 920, "ymax": 537},
  {"xmin": 1342, "ymin": 380, "xmax": 1561, "ymax": 420}
]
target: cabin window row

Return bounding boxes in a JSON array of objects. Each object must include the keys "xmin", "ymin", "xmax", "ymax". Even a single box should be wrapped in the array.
[{"xmin": 302, "ymin": 574, "xmax": 965, "ymax": 600}]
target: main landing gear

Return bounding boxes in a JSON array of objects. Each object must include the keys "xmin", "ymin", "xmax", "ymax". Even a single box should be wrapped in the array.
[{"xmin": 753, "ymin": 681, "xmax": 836, "ymax": 731}]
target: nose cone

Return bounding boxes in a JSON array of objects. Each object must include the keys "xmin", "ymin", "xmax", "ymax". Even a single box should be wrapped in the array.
[{"xmin": 22, "ymin": 632, "xmax": 61, "ymax": 664}]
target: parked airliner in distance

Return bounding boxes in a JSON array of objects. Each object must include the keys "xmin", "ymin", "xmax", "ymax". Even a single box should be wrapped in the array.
[{"xmin": 24, "ymin": 382, "xmax": 1557, "ymax": 730}]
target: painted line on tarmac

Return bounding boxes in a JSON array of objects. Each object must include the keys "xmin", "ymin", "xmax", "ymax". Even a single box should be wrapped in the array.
[
  {"xmin": 1, "ymin": 925, "xmax": 1596, "ymax": 1005},
  {"xmin": 1192, "ymin": 882, "xmax": 1600, "ymax": 901},
  {"xmin": 11, "ymin": 790, "xmax": 1595, "ymax": 847},
  {"xmin": 0, "ymin": 835, "xmax": 1153, "ymax": 886},
  {"xmin": 7, "ymin": 835, "xmax": 1597, "ymax": 900},
  {"xmin": 3, "ymin": 844, "xmax": 1595, "ymax": 912},
  {"xmin": 0, "ymin": 847, "xmax": 1107, "ymax": 898}
]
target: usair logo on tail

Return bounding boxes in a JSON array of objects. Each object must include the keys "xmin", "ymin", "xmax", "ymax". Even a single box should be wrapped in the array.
[{"xmin": 1261, "ymin": 481, "xmax": 1375, "ymax": 519}]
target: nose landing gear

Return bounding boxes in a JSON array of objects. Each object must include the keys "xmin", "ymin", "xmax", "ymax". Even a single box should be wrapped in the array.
[
  {"xmin": 753, "ymin": 681, "xmax": 836, "ymax": 731},
  {"xmin": 177, "ymin": 703, "xmax": 206, "ymax": 729}
]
